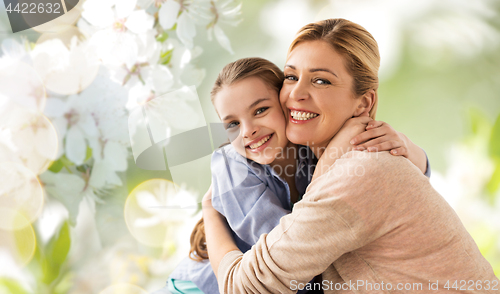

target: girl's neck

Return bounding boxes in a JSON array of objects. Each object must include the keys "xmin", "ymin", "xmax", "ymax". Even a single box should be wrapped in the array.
[
  {"xmin": 310, "ymin": 143, "xmax": 328, "ymax": 159},
  {"xmin": 269, "ymin": 141, "xmax": 298, "ymax": 173},
  {"xmin": 270, "ymin": 141, "xmax": 300, "ymax": 204}
]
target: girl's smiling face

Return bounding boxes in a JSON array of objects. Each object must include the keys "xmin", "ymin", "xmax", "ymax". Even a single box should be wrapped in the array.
[
  {"xmin": 280, "ymin": 40, "xmax": 368, "ymax": 151},
  {"xmin": 214, "ymin": 76, "xmax": 289, "ymax": 165}
]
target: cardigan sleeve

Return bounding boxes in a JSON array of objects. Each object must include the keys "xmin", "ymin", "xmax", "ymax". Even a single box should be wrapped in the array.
[{"xmin": 217, "ymin": 151, "xmax": 424, "ymax": 294}]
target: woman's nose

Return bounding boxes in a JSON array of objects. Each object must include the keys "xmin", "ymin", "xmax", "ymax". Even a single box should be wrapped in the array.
[{"xmin": 289, "ymin": 79, "xmax": 309, "ymax": 101}]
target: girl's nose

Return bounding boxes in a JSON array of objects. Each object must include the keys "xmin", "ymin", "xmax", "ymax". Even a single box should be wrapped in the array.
[{"xmin": 242, "ymin": 123, "xmax": 259, "ymax": 139}]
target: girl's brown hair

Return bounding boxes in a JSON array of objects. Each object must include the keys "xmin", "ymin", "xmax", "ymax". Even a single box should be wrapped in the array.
[
  {"xmin": 288, "ymin": 18, "xmax": 380, "ymax": 118},
  {"xmin": 189, "ymin": 57, "xmax": 284, "ymax": 261}
]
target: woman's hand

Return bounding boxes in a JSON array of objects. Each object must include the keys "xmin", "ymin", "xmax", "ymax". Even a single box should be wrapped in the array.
[
  {"xmin": 350, "ymin": 120, "xmax": 428, "ymax": 174},
  {"xmin": 202, "ymin": 185, "xmax": 239, "ymax": 278},
  {"xmin": 312, "ymin": 116, "xmax": 372, "ymax": 181}
]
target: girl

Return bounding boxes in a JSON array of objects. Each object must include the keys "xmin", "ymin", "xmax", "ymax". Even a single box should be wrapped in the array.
[{"xmin": 165, "ymin": 57, "xmax": 430, "ymax": 294}]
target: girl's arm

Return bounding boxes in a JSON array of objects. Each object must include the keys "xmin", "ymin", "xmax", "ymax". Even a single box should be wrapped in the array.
[
  {"xmin": 202, "ymin": 186, "xmax": 238, "ymax": 277},
  {"xmin": 350, "ymin": 120, "xmax": 430, "ymax": 176}
]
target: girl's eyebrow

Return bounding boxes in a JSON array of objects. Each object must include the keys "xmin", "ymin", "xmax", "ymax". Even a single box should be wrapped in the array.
[
  {"xmin": 222, "ymin": 98, "xmax": 270, "ymax": 121},
  {"xmin": 285, "ymin": 64, "xmax": 338, "ymax": 78},
  {"xmin": 248, "ymin": 98, "xmax": 270, "ymax": 110}
]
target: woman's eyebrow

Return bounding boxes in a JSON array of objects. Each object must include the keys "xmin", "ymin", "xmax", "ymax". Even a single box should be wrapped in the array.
[
  {"xmin": 285, "ymin": 64, "xmax": 338, "ymax": 78},
  {"xmin": 310, "ymin": 68, "xmax": 338, "ymax": 78}
]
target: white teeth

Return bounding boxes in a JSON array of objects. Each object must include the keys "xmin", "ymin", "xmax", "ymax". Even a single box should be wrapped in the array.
[
  {"xmin": 290, "ymin": 110, "xmax": 318, "ymax": 120},
  {"xmin": 249, "ymin": 135, "xmax": 271, "ymax": 149}
]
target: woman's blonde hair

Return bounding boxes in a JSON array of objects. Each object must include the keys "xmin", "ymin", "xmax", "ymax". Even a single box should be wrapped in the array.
[
  {"xmin": 288, "ymin": 18, "xmax": 380, "ymax": 118},
  {"xmin": 189, "ymin": 57, "xmax": 284, "ymax": 261}
]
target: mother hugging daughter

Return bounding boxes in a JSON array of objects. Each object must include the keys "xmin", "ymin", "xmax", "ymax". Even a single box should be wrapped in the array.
[{"xmin": 162, "ymin": 18, "xmax": 498, "ymax": 294}]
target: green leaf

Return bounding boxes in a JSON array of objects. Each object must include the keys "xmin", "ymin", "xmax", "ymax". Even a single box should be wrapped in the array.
[
  {"xmin": 0, "ymin": 278, "xmax": 29, "ymax": 294},
  {"xmin": 48, "ymin": 158, "xmax": 64, "ymax": 173},
  {"xmin": 41, "ymin": 221, "xmax": 71, "ymax": 284},
  {"xmin": 48, "ymin": 221, "xmax": 71, "ymax": 266},
  {"xmin": 53, "ymin": 272, "xmax": 73, "ymax": 294},
  {"xmin": 156, "ymin": 32, "xmax": 169, "ymax": 43},
  {"xmin": 489, "ymin": 113, "xmax": 500, "ymax": 159},
  {"xmin": 160, "ymin": 49, "xmax": 174, "ymax": 65},
  {"xmin": 60, "ymin": 155, "xmax": 75, "ymax": 167},
  {"xmin": 85, "ymin": 146, "xmax": 93, "ymax": 162}
]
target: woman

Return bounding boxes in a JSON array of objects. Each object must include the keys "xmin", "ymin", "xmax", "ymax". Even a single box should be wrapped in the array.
[{"xmin": 203, "ymin": 19, "xmax": 499, "ymax": 293}]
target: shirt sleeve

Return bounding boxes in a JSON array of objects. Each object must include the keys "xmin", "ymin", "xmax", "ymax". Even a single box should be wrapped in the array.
[
  {"xmin": 217, "ymin": 151, "xmax": 419, "ymax": 294},
  {"xmin": 211, "ymin": 148, "xmax": 291, "ymax": 246}
]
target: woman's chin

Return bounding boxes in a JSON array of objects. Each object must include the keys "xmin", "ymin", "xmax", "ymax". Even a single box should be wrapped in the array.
[{"xmin": 286, "ymin": 131, "xmax": 314, "ymax": 147}]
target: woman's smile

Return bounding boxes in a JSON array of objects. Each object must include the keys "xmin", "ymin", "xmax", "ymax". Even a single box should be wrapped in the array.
[{"xmin": 288, "ymin": 108, "xmax": 319, "ymax": 124}]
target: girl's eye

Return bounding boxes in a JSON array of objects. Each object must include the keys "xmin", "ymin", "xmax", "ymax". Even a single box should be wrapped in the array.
[
  {"xmin": 284, "ymin": 75, "xmax": 298, "ymax": 81},
  {"xmin": 314, "ymin": 78, "xmax": 331, "ymax": 85},
  {"xmin": 226, "ymin": 121, "xmax": 239, "ymax": 129},
  {"xmin": 255, "ymin": 107, "xmax": 269, "ymax": 115}
]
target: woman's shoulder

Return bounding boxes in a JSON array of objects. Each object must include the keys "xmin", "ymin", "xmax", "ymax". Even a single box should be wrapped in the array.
[
  {"xmin": 337, "ymin": 150, "xmax": 421, "ymax": 175},
  {"xmin": 310, "ymin": 150, "xmax": 425, "ymax": 193}
]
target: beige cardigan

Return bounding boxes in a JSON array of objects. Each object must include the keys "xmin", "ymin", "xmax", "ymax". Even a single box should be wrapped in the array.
[{"xmin": 217, "ymin": 151, "xmax": 499, "ymax": 293}]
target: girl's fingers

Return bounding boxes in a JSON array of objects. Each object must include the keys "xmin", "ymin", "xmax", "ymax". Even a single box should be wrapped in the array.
[
  {"xmin": 364, "ymin": 141, "xmax": 402, "ymax": 152},
  {"xmin": 390, "ymin": 146, "xmax": 408, "ymax": 156},
  {"xmin": 353, "ymin": 135, "xmax": 387, "ymax": 150},
  {"xmin": 366, "ymin": 120, "xmax": 384, "ymax": 130},
  {"xmin": 350, "ymin": 127, "xmax": 386, "ymax": 145}
]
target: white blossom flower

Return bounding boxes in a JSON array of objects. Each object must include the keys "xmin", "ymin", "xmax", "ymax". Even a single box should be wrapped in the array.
[
  {"xmin": 0, "ymin": 102, "xmax": 58, "ymax": 174},
  {"xmin": 44, "ymin": 67, "xmax": 129, "ymax": 166},
  {"xmin": 30, "ymin": 37, "xmax": 100, "ymax": 95},
  {"xmin": 81, "ymin": 0, "xmax": 155, "ymax": 68},
  {"xmin": 158, "ymin": 0, "xmax": 212, "ymax": 49},
  {"xmin": 0, "ymin": 50, "xmax": 46, "ymax": 112},
  {"xmin": 206, "ymin": 0, "xmax": 242, "ymax": 54}
]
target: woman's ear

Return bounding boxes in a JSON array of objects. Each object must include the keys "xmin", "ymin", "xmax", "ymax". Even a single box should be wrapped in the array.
[{"xmin": 353, "ymin": 89, "xmax": 376, "ymax": 117}]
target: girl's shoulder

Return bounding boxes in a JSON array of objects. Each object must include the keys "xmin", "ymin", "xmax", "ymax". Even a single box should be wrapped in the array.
[{"xmin": 211, "ymin": 144, "xmax": 269, "ymax": 183}]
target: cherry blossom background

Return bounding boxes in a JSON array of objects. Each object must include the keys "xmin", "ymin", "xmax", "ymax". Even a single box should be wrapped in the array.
[{"xmin": 0, "ymin": 0, "xmax": 499, "ymax": 293}]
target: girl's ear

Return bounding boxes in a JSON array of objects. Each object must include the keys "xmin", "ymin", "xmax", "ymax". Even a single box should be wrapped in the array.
[{"xmin": 353, "ymin": 89, "xmax": 376, "ymax": 117}]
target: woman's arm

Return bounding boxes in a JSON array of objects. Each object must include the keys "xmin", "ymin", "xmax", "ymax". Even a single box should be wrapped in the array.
[{"xmin": 207, "ymin": 151, "xmax": 414, "ymax": 293}]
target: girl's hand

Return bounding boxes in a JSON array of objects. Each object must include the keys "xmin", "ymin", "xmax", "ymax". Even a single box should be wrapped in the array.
[
  {"xmin": 350, "ymin": 120, "xmax": 428, "ymax": 174},
  {"xmin": 312, "ymin": 116, "xmax": 372, "ymax": 181},
  {"xmin": 350, "ymin": 120, "xmax": 408, "ymax": 156}
]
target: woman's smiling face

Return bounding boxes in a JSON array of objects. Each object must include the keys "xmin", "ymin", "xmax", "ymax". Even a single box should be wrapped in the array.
[
  {"xmin": 280, "ymin": 40, "xmax": 363, "ymax": 150},
  {"xmin": 214, "ymin": 76, "xmax": 289, "ymax": 165}
]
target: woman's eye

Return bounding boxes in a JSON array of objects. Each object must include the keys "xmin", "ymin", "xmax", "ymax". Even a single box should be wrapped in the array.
[
  {"xmin": 226, "ymin": 121, "xmax": 239, "ymax": 129},
  {"xmin": 284, "ymin": 75, "xmax": 298, "ymax": 81},
  {"xmin": 314, "ymin": 78, "xmax": 331, "ymax": 85},
  {"xmin": 255, "ymin": 107, "xmax": 269, "ymax": 115}
]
